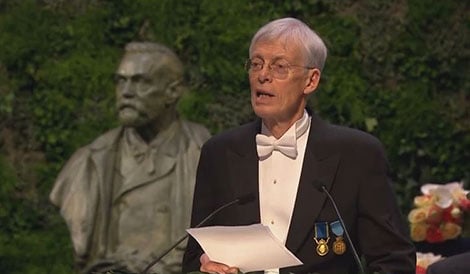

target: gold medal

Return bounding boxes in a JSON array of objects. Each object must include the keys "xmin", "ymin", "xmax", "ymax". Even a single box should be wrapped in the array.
[
  {"xmin": 314, "ymin": 222, "xmax": 330, "ymax": 256},
  {"xmin": 315, "ymin": 238, "xmax": 329, "ymax": 256},
  {"xmin": 332, "ymin": 236, "xmax": 347, "ymax": 255}
]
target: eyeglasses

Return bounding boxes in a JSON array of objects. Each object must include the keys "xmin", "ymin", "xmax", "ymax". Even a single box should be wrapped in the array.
[{"xmin": 244, "ymin": 58, "xmax": 314, "ymax": 79}]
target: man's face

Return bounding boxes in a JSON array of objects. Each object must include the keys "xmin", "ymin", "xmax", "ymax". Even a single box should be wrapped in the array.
[
  {"xmin": 248, "ymin": 39, "xmax": 320, "ymax": 126},
  {"xmin": 115, "ymin": 52, "xmax": 172, "ymax": 127}
]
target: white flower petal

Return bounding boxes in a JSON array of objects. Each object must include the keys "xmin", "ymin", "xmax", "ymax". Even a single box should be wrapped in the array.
[
  {"xmin": 431, "ymin": 187, "xmax": 453, "ymax": 208},
  {"xmin": 421, "ymin": 184, "xmax": 440, "ymax": 195}
]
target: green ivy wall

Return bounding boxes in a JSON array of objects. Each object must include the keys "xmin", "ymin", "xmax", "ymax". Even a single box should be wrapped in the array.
[{"xmin": 0, "ymin": 0, "xmax": 468, "ymax": 273}]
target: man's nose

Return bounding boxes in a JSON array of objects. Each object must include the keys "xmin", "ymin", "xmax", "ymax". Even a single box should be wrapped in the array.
[
  {"xmin": 257, "ymin": 65, "xmax": 273, "ymax": 83},
  {"xmin": 120, "ymin": 79, "xmax": 135, "ymax": 97}
]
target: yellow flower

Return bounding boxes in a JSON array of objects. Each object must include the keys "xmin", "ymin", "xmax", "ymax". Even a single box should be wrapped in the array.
[
  {"xmin": 408, "ymin": 181, "xmax": 468, "ymax": 243},
  {"xmin": 408, "ymin": 207, "xmax": 429, "ymax": 224},
  {"xmin": 441, "ymin": 222, "xmax": 462, "ymax": 240},
  {"xmin": 414, "ymin": 195, "xmax": 432, "ymax": 207},
  {"xmin": 451, "ymin": 206, "xmax": 461, "ymax": 218},
  {"xmin": 410, "ymin": 223, "xmax": 428, "ymax": 242}
]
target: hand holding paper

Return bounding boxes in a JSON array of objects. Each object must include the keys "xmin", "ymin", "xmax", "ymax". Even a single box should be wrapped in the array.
[{"xmin": 187, "ymin": 224, "xmax": 303, "ymax": 273}]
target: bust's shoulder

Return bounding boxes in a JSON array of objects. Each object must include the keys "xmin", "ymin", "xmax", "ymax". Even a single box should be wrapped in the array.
[
  {"xmin": 180, "ymin": 120, "xmax": 211, "ymax": 147},
  {"xmin": 62, "ymin": 127, "xmax": 123, "ymax": 163},
  {"xmin": 88, "ymin": 127, "xmax": 124, "ymax": 150}
]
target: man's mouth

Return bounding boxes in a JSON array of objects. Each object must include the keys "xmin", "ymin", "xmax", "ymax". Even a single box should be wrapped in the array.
[
  {"xmin": 256, "ymin": 91, "xmax": 274, "ymax": 98},
  {"xmin": 118, "ymin": 103, "xmax": 136, "ymax": 110}
]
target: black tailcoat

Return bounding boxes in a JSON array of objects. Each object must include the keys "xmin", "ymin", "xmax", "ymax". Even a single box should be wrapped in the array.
[{"xmin": 183, "ymin": 113, "xmax": 415, "ymax": 274}]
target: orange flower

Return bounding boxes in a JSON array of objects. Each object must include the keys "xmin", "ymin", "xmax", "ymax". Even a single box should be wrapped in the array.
[
  {"xmin": 408, "ymin": 207, "xmax": 429, "ymax": 224},
  {"xmin": 441, "ymin": 222, "xmax": 462, "ymax": 240},
  {"xmin": 409, "ymin": 181, "xmax": 468, "ymax": 243},
  {"xmin": 410, "ymin": 223, "xmax": 428, "ymax": 242}
]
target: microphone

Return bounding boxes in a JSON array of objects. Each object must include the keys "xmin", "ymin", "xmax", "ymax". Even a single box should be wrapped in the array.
[
  {"xmin": 315, "ymin": 182, "xmax": 365, "ymax": 274},
  {"xmin": 141, "ymin": 193, "xmax": 256, "ymax": 273},
  {"xmin": 467, "ymin": 192, "xmax": 470, "ymax": 200}
]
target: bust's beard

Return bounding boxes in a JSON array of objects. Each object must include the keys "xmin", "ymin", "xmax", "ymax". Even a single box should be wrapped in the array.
[{"xmin": 118, "ymin": 109, "xmax": 149, "ymax": 128}]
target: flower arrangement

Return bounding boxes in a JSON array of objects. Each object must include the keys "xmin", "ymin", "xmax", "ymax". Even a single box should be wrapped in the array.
[
  {"xmin": 415, "ymin": 252, "xmax": 444, "ymax": 274},
  {"xmin": 408, "ymin": 181, "xmax": 470, "ymax": 243}
]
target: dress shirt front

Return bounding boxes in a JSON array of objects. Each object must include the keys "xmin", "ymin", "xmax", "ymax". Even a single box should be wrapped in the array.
[{"xmin": 258, "ymin": 111, "xmax": 311, "ymax": 274}]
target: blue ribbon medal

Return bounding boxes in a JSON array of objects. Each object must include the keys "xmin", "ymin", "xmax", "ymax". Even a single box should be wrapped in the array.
[
  {"xmin": 330, "ymin": 220, "xmax": 346, "ymax": 255},
  {"xmin": 314, "ymin": 222, "xmax": 329, "ymax": 256}
]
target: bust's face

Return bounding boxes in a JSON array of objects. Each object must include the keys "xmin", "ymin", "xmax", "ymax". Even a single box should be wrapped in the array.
[{"xmin": 115, "ymin": 51, "xmax": 176, "ymax": 127}]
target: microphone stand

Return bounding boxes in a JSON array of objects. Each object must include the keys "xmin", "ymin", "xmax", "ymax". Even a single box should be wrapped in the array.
[
  {"xmin": 141, "ymin": 198, "xmax": 244, "ymax": 273},
  {"xmin": 320, "ymin": 185, "xmax": 365, "ymax": 274}
]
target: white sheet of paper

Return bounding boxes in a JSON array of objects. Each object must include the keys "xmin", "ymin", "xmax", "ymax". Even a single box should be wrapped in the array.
[{"xmin": 186, "ymin": 223, "xmax": 303, "ymax": 273}]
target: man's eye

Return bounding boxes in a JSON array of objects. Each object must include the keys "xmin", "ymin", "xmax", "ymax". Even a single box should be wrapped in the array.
[
  {"xmin": 274, "ymin": 63, "xmax": 288, "ymax": 69},
  {"xmin": 251, "ymin": 62, "xmax": 263, "ymax": 69},
  {"xmin": 272, "ymin": 63, "xmax": 289, "ymax": 73},
  {"xmin": 115, "ymin": 76, "xmax": 126, "ymax": 84}
]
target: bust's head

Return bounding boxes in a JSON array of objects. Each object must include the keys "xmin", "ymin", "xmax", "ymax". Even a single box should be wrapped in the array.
[{"xmin": 115, "ymin": 42, "xmax": 185, "ymax": 128}]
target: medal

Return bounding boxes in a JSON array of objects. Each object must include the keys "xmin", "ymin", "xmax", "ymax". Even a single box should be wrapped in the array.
[
  {"xmin": 315, "ymin": 238, "xmax": 329, "ymax": 256},
  {"xmin": 332, "ymin": 236, "xmax": 347, "ymax": 255},
  {"xmin": 330, "ymin": 220, "xmax": 346, "ymax": 255},
  {"xmin": 314, "ymin": 222, "xmax": 329, "ymax": 256}
]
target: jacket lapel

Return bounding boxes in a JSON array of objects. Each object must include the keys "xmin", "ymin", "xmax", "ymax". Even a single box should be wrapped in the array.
[
  {"xmin": 286, "ymin": 114, "xmax": 340, "ymax": 254},
  {"xmin": 88, "ymin": 128, "xmax": 122, "ymax": 256},
  {"xmin": 89, "ymin": 128, "xmax": 122, "ymax": 208},
  {"xmin": 227, "ymin": 121, "xmax": 262, "ymax": 225}
]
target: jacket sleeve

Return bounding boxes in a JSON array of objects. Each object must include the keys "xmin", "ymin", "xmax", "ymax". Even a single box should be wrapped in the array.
[
  {"xmin": 356, "ymin": 140, "xmax": 416, "ymax": 273},
  {"xmin": 182, "ymin": 141, "xmax": 215, "ymax": 273}
]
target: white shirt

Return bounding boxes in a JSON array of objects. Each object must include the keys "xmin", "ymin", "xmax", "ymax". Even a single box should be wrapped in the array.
[{"xmin": 258, "ymin": 111, "xmax": 311, "ymax": 274}]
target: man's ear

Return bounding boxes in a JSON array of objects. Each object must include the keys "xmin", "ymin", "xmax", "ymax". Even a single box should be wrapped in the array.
[
  {"xmin": 304, "ymin": 69, "xmax": 321, "ymax": 95},
  {"xmin": 164, "ymin": 79, "xmax": 185, "ymax": 105}
]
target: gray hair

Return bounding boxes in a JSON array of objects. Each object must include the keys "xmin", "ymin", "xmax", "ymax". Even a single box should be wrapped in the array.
[{"xmin": 249, "ymin": 17, "xmax": 328, "ymax": 71}]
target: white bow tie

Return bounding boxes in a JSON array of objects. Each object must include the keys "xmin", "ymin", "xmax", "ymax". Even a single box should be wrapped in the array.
[{"xmin": 256, "ymin": 134, "xmax": 297, "ymax": 159}]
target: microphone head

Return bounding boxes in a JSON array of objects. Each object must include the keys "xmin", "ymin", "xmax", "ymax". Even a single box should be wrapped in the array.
[
  {"xmin": 467, "ymin": 192, "xmax": 470, "ymax": 200},
  {"xmin": 237, "ymin": 193, "xmax": 256, "ymax": 205}
]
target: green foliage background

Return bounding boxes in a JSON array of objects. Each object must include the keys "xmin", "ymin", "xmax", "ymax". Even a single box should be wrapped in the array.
[{"xmin": 0, "ymin": 0, "xmax": 468, "ymax": 273}]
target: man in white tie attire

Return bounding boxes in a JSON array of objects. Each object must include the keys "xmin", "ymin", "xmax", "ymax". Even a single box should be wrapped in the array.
[{"xmin": 182, "ymin": 17, "xmax": 415, "ymax": 274}]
